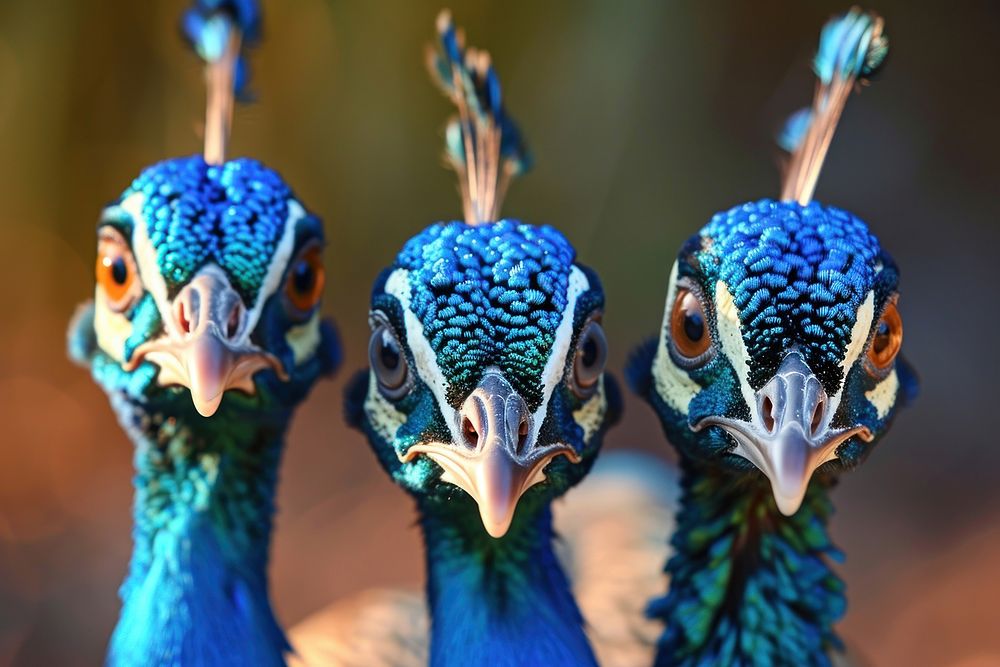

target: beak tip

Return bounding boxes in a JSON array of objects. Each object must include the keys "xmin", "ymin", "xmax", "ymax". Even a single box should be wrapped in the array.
[
  {"xmin": 192, "ymin": 394, "xmax": 224, "ymax": 417},
  {"xmin": 477, "ymin": 501, "xmax": 516, "ymax": 538},
  {"xmin": 483, "ymin": 522, "xmax": 511, "ymax": 539},
  {"xmin": 774, "ymin": 496, "xmax": 802, "ymax": 516},
  {"xmin": 770, "ymin": 483, "xmax": 806, "ymax": 516}
]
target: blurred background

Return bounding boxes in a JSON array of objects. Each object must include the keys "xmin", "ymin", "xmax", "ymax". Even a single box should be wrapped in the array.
[{"xmin": 0, "ymin": 0, "xmax": 997, "ymax": 665}]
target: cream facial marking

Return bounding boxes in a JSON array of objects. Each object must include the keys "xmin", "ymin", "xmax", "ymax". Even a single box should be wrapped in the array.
[
  {"xmin": 573, "ymin": 377, "xmax": 607, "ymax": 442},
  {"xmin": 865, "ymin": 368, "xmax": 898, "ymax": 419},
  {"xmin": 714, "ymin": 281, "xmax": 756, "ymax": 414},
  {"xmin": 286, "ymin": 311, "xmax": 322, "ymax": 366}
]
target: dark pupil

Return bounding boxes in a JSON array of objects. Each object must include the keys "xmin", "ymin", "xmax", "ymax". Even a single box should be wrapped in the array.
[
  {"xmin": 379, "ymin": 332, "xmax": 400, "ymax": 371},
  {"xmin": 683, "ymin": 311, "xmax": 704, "ymax": 342},
  {"xmin": 292, "ymin": 260, "xmax": 315, "ymax": 294},
  {"xmin": 873, "ymin": 321, "xmax": 890, "ymax": 352},
  {"xmin": 110, "ymin": 257, "xmax": 128, "ymax": 285},
  {"xmin": 580, "ymin": 335, "xmax": 598, "ymax": 368}
]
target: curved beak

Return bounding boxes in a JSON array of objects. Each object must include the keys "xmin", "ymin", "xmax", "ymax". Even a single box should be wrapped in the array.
[
  {"xmin": 123, "ymin": 267, "xmax": 286, "ymax": 417},
  {"xmin": 694, "ymin": 350, "xmax": 872, "ymax": 515},
  {"xmin": 400, "ymin": 368, "xmax": 579, "ymax": 538}
]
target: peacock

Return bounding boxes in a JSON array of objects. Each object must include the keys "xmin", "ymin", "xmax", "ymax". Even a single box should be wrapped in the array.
[
  {"xmin": 627, "ymin": 8, "xmax": 918, "ymax": 666},
  {"xmin": 338, "ymin": 11, "xmax": 621, "ymax": 666},
  {"xmin": 68, "ymin": 1, "xmax": 339, "ymax": 664}
]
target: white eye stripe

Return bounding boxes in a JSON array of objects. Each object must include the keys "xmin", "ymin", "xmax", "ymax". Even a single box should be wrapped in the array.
[
  {"xmin": 825, "ymin": 291, "xmax": 875, "ymax": 416},
  {"xmin": 249, "ymin": 199, "xmax": 304, "ymax": 326}
]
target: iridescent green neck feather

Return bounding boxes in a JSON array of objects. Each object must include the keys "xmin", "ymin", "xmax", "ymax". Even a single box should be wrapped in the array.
[
  {"xmin": 109, "ymin": 393, "xmax": 291, "ymax": 666},
  {"xmin": 650, "ymin": 459, "xmax": 844, "ymax": 666}
]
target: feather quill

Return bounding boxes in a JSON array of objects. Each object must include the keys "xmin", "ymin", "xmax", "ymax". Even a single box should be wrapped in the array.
[
  {"xmin": 181, "ymin": 0, "xmax": 261, "ymax": 164},
  {"xmin": 780, "ymin": 7, "xmax": 888, "ymax": 204},
  {"xmin": 426, "ymin": 10, "xmax": 531, "ymax": 225}
]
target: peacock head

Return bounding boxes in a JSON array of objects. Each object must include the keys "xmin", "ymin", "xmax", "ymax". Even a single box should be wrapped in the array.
[
  {"xmin": 632, "ymin": 199, "xmax": 916, "ymax": 515},
  {"xmin": 69, "ymin": 156, "xmax": 340, "ymax": 419},
  {"xmin": 347, "ymin": 220, "xmax": 619, "ymax": 538}
]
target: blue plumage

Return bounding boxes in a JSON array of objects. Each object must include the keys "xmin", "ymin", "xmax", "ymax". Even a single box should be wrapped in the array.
[
  {"xmin": 629, "ymin": 8, "xmax": 911, "ymax": 666},
  {"xmin": 345, "ymin": 12, "xmax": 618, "ymax": 665},
  {"xmin": 113, "ymin": 156, "xmax": 293, "ymax": 302},
  {"xmin": 71, "ymin": 157, "xmax": 338, "ymax": 665},
  {"xmin": 813, "ymin": 7, "xmax": 888, "ymax": 84},
  {"xmin": 395, "ymin": 220, "xmax": 574, "ymax": 408},
  {"xmin": 348, "ymin": 220, "xmax": 614, "ymax": 665},
  {"xmin": 427, "ymin": 14, "xmax": 530, "ymax": 178},
  {"xmin": 701, "ymin": 199, "xmax": 882, "ymax": 393},
  {"xmin": 70, "ymin": 0, "xmax": 339, "ymax": 663}
]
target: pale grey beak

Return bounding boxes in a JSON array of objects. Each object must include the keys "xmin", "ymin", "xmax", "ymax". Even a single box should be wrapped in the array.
[
  {"xmin": 401, "ymin": 368, "xmax": 579, "ymax": 538},
  {"xmin": 694, "ymin": 350, "xmax": 872, "ymax": 515},
  {"xmin": 124, "ymin": 266, "xmax": 286, "ymax": 417}
]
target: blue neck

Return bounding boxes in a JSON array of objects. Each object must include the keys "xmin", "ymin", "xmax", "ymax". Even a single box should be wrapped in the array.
[
  {"xmin": 420, "ymin": 495, "xmax": 597, "ymax": 667},
  {"xmin": 650, "ymin": 458, "xmax": 846, "ymax": 667},
  {"xmin": 106, "ymin": 393, "xmax": 290, "ymax": 667}
]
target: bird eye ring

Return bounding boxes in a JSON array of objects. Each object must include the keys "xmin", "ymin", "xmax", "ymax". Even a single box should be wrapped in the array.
[
  {"xmin": 668, "ymin": 282, "xmax": 714, "ymax": 367},
  {"xmin": 95, "ymin": 226, "xmax": 140, "ymax": 312},
  {"xmin": 369, "ymin": 316, "xmax": 410, "ymax": 400},
  {"xmin": 866, "ymin": 300, "xmax": 902, "ymax": 376},
  {"xmin": 569, "ymin": 318, "xmax": 608, "ymax": 399},
  {"xmin": 284, "ymin": 242, "xmax": 326, "ymax": 318}
]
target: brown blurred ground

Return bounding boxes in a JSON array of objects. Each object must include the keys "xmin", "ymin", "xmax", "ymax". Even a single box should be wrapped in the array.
[{"xmin": 0, "ymin": 1, "xmax": 998, "ymax": 665}]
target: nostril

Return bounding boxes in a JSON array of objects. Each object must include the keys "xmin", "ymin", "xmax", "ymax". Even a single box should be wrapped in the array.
[
  {"xmin": 811, "ymin": 398, "xmax": 825, "ymax": 436},
  {"xmin": 517, "ymin": 419, "xmax": 529, "ymax": 453},
  {"xmin": 761, "ymin": 395, "xmax": 775, "ymax": 432},
  {"xmin": 178, "ymin": 302, "xmax": 191, "ymax": 334},
  {"xmin": 462, "ymin": 417, "xmax": 479, "ymax": 449},
  {"xmin": 226, "ymin": 304, "xmax": 242, "ymax": 340}
]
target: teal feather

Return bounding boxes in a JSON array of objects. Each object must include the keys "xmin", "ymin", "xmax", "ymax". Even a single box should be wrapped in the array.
[
  {"xmin": 813, "ymin": 7, "xmax": 888, "ymax": 85},
  {"xmin": 778, "ymin": 107, "xmax": 813, "ymax": 153}
]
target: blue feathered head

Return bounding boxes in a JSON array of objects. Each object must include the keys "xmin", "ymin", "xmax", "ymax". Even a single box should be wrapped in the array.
[
  {"xmin": 348, "ymin": 220, "xmax": 618, "ymax": 538},
  {"xmin": 631, "ymin": 8, "xmax": 914, "ymax": 516},
  {"xmin": 69, "ymin": 156, "xmax": 339, "ymax": 419},
  {"xmin": 631, "ymin": 199, "xmax": 915, "ymax": 515}
]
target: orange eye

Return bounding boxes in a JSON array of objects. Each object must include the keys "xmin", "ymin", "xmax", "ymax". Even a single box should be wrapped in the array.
[
  {"xmin": 95, "ymin": 228, "xmax": 138, "ymax": 310},
  {"xmin": 670, "ymin": 287, "xmax": 711, "ymax": 361},
  {"xmin": 867, "ymin": 301, "xmax": 903, "ymax": 371},
  {"xmin": 285, "ymin": 245, "xmax": 325, "ymax": 314}
]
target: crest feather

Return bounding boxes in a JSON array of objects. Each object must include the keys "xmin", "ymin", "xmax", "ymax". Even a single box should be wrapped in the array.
[
  {"xmin": 780, "ymin": 7, "xmax": 888, "ymax": 204},
  {"xmin": 426, "ymin": 10, "xmax": 531, "ymax": 226}
]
